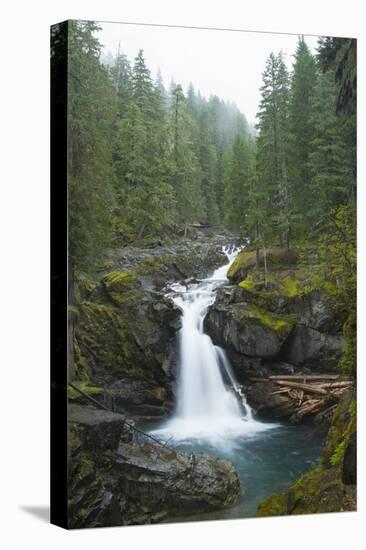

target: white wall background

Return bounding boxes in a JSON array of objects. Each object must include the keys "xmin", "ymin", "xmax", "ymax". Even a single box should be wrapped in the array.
[{"xmin": 0, "ymin": 1, "xmax": 364, "ymax": 548}]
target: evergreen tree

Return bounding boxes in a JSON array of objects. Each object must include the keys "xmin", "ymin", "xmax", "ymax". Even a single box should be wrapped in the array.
[
  {"xmin": 67, "ymin": 20, "xmax": 117, "ymax": 273},
  {"xmin": 288, "ymin": 37, "xmax": 318, "ymax": 230},
  {"xmin": 109, "ymin": 46, "xmax": 132, "ymax": 117},
  {"xmin": 308, "ymin": 68, "xmax": 353, "ymax": 222},
  {"xmin": 256, "ymin": 51, "xmax": 291, "ymax": 246},
  {"xmin": 224, "ymin": 135, "xmax": 254, "ymax": 229},
  {"xmin": 169, "ymin": 84, "xmax": 202, "ymax": 233},
  {"xmin": 113, "ymin": 50, "xmax": 174, "ymax": 239}
]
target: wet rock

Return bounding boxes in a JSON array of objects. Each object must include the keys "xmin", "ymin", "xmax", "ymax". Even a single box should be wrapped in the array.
[
  {"xmin": 68, "ymin": 406, "xmax": 242, "ymax": 528},
  {"xmin": 115, "ymin": 442, "xmax": 241, "ymax": 516}
]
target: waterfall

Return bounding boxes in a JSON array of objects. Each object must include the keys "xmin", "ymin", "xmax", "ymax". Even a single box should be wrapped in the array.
[{"xmin": 151, "ymin": 246, "xmax": 272, "ymax": 443}]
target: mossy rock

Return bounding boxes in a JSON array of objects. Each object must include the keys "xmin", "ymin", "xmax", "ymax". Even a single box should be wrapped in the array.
[
  {"xmin": 287, "ymin": 466, "xmax": 345, "ymax": 514},
  {"xmin": 237, "ymin": 303, "xmax": 296, "ymax": 336},
  {"xmin": 237, "ymin": 270, "xmax": 310, "ymax": 311},
  {"xmin": 76, "ymin": 302, "xmax": 134, "ymax": 376},
  {"xmin": 102, "ymin": 271, "xmax": 136, "ymax": 305},
  {"xmin": 228, "ymin": 247, "xmax": 299, "ymax": 283},
  {"xmin": 256, "ymin": 492, "xmax": 288, "ymax": 517},
  {"xmin": 68, "ymin": 382, "xmax": 104, "ymax": 401}
]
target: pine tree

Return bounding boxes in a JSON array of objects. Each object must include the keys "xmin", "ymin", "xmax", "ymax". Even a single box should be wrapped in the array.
[
  {"xmin": 109, "ymin": 46, "xmax": 132, "ymax": 117},
  {"xmin": 169, "ymin": 84, "xmax": 202, "ymax": 233},
  {"xmin": 255, "ymin": 51, "xmax": 291, "ymax": 246},
  {"xmin": 308, "ymin": 68, "xmax": 352, "ymax": 223},
  {"xmin": 113, "ymin": 49, "xmax": 174, "ymax": 239},
  {"xmin": 67, "ymin": 20, "xmax": 117, "ymax": 273},
  {"xmin": 288, "ymin": 37, "xmax": 318, "ymax": 230},
  {"xmin": 224, "ymin": 135, "xmax": 254, "ymax": 229}
]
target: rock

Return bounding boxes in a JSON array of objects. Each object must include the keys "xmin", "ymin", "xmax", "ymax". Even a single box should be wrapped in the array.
[
  {"xmin": 115, "ymin": 442, "xmax": 241, "ymax": 516},
  {"xmin": 281, "ymin": 325, "xmax": 344, "ymax": 371},
  {"xmin": 245, "ymin": 381, "xmax": 298, "ymax": 419},
  {"xmin": 205, "ymin": 301, "xmax": 295, "ymax": 359},
  {"xmin": 68, "ymin": 404, "xmax": 134, "ymax": 451},
  {"xmin": 342, "ymin": 431, "xmax": 357, "ymax": 485},
  {"xmin": 68, "ymin": 405, "xmax": 242, "ymax": 528},
  {"xmin": 227, "ymin": 247, "xmax": 298, "ymax": 284}
]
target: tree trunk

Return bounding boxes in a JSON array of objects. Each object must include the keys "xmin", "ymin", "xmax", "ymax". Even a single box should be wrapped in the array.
[
  {"xmin": 255, "ymin": 218, "xmax": 260, "ymax": 270},
  {"xmin": 263, "ymin": 242, "xmax": 268, "ymax": 288},
  {"xmin": 138, "ymin": 219, "xmax": 147, "ymax": 240}
]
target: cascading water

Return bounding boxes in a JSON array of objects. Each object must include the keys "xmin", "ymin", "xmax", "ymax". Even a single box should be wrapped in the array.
[{"xmin": 151, "ymin": 246, "xmax": 274, "ymax": 444}]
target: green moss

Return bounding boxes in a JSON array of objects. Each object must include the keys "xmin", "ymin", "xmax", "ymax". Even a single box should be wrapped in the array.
[
  {"xmin": 238, "ymin": 280, "xmax": 256, "ymax": 291},
  {"xmin": 256, "ymin": 492, "xmax": 288, "ymax": 517},
  {"xmin": 245, "ymin": 304, "xmax": 295, "ymax": 334},
  {"xmin": 76, "ymin": 302, "xmax": 133, "ymax": 374},
  {"xmin": 280, "ymin": 274, "xmax": 303, "ymax": 298},
  {"xmin": 102, "ymin": 270, "xmax": 133, "ymax": 291},
  {"xmin": 228, "ymin": 248, "xmax": 299, "ymax": 281},
  {"xmin": 348, "ymin": 399, "xmax": 356, "ymax": 417},
  {"xmin": 151, "ymin": 387, "xmax": 167, "ymax": 402},
  {"xmin": 68, "ymin": 382, "xmax": 103, "ymax": 400}
]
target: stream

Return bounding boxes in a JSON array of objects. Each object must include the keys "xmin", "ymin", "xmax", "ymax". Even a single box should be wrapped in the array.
[{"xmin": 146, "ymin": 247, "xmax": 325, "ymax": 520}]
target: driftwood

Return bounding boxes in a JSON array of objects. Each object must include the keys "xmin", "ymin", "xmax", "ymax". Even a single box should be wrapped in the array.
[
  {"xmin": 250, "ymin": 374, "xmax": 344, "ymax": 383},
  {"xmin": 251, "ymin": 373, "xmax": 354, "ymax": 423},
  {"xmin": 272, "ymin": 380, "xmax": 328, "ymax": 395}
]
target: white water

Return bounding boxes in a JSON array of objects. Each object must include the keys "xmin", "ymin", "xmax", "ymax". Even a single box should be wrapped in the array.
[{"xmin": 151, "ymin": 246, "xmax": 275, "ymax": 445}]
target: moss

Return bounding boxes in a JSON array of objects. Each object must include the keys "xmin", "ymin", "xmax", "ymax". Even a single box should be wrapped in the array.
[
  {"xmin": 78, "ymin": 455, "xmax": 93, "ymax": 480},
  {"xmin": 68, "ymin": 382, "xmax": 103, "ymax": 400},
  {"xmin": 76, "ymin": 302, "xmax": 133, "ymax": 375},
  {"xmin": 245, "ymin": 304, "xmax": 295, "ymax": 335},
  {"xmin": 68, "ymin": 305, "xmax": 80, "ymax": 322},
  {"xmin": 286, "ymin": 466, "xmax": 347, "ymax": 514},
  {"xmin": 102, "ymin": 271, "xmax": 133, "ymax": 291},
  {"xmin": 321, "ymin": 392, "xmax": 355, "ymax": 468},
  {"xmin": 151, "ymin": 387, "xmax": 167, "ymax": 402},
  {"xmin": 256, "ymin": 492, "xmax": 288, "ymax": 517},
  {"xmin": 280, "ymin": 274, "xmax": 304, "ymax": 298},
  {"xmin": 228, "ymin": 248, "xmax": 299, "ymax": 282},
  {"xmin": 238, "ymin": 280, "xmax": 256, "ymax": 292}
]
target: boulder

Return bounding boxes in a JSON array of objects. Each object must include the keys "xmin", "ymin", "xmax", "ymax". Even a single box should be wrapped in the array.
[
  {"xmin": 205, "ymin": 301, "xmax": 295, "ymax": 358},
  {"xmin": 68, "ymin": 404, "xmax": 134, "ymax": 452},
  {"xmin": 68, "ymin": 405, "xmax": 242, "ymax": 528},
  {"xmin": 115, "ymin": 442, "xmax": 241, "ymax": 516},
  {"xmin": 227, "ymin": 247, "xmax": 298, "ymax": 284}
]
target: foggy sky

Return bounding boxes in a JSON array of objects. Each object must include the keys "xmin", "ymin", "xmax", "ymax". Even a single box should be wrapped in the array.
[{"xmin": 98, "ymin": 21, "xmax": 320, "ymax": 125}]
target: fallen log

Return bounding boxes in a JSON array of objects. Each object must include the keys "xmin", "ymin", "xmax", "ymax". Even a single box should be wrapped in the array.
[
  {"xmin": 318, "ymin": 381, "xmax": 353, "ymax": 389},
  {"xmin": 269, "ymin": 374, "xmax": 340, "ymax": 382},
  {"xmin": 272, "ymin": 380, "xmax": 328, "ymax": 396}
]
